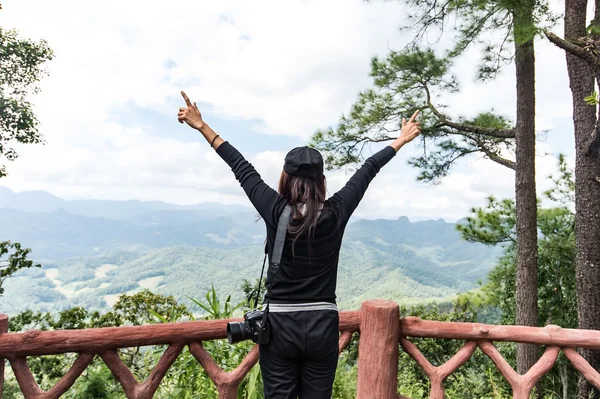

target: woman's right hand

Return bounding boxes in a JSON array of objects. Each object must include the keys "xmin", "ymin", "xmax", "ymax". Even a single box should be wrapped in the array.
[{"xmin": 391, "ymin": 110, "xmax": 421, "ymax": 152}]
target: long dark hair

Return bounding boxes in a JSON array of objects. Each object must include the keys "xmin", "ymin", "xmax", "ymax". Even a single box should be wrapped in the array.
[{"xmin": 278, "ymin": 170, "xmax": 326, "ymax": 248}]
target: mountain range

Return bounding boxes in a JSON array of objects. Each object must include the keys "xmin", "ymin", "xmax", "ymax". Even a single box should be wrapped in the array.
[{"xmin": 0, "ymin": 187, "xmax": 503, "ymax": 315}]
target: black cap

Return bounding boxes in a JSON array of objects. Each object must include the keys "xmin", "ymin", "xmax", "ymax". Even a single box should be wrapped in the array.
[{"xmin": 283, "ymin": 146, "xmax": 324, "ymax": 178}]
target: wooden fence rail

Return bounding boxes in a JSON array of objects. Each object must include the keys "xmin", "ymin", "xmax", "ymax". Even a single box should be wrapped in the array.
[{"xmin": 2, "ymin": 300, "xmax": 600, "ymax": 398}]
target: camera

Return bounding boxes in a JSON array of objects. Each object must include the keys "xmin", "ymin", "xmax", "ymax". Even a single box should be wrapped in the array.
[{"xmin": 227, "ymin": 309, "xmax": 271, "ymax": 345}]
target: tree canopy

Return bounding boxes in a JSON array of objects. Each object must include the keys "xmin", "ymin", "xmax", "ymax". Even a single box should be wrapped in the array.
[{"xmin": 0, "ymin": 26, "xmax": 53, "ymax": 178}]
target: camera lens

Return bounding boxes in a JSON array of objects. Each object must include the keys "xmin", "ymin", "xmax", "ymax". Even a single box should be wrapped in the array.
[{"xmin": 227, "ymin": 322, "xmax": 250, "ymax": 344}]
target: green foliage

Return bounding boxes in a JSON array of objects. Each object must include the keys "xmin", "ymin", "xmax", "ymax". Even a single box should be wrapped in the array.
[
  {"xmin": 474, "ymin": 206, "xmax": 576, "ymax": 328},
  {"xmin": 1, "ymin": 217, "xmax": 502, "ymax": 315},
  {"xmin": 456, "ymin": 155, "xmax": 580, "ymax": 397},
  {"xmin": 0, "ymin": 157, "xmax": 579, "ymax": 397},
  {"xmin": 313, "ymin": 0, "xmax": 558, "ymax": 183},
  {"xmin": 393, "ymin": 0, "xmax": 557, "ymax": 79},
  {"xmin": 8, "ymin": 307, "xmax": 93, "ymax": 390},
  {"xmin": 3, "ymin": 262, "xmax": 579, "ymax": 399},
  {"xmin": 459, "ymin": 156, "xmax": 577, "ymax": 328},
  {"xmin": 0, "ymin": 241, "xmax": 40, "ymax": 295},
  {"xmin": 241, "ymin": 277, "xmax": 266, "ymax": 309},
  {"xmin": 74, "ymin": 367, "xmax": 117, "ymax": 399},
  {"xmin": 188, "ymin": 284, "xmax": 242, "ymax": 319},
  {"xmin": 458, "ymin": 196, "xmax": 517, "ymax": 245},
  {"xmin": 1, "ymin": 377, "xmax": 22, "ymax": 399},
  {"xmin": 5, "ymin": 289, "xmax": 262, "ymax": 398},
  {"xmin": 110, "ymin": 290, "xmax": 192, "ymax": 326},
  {"xmin": 311, "ymin": 46, "xmax": 515, "ymax": 184},
  {"xmin": 394, "ymin": 303, "xmax": 512, "ymax": 398},
  {"xmin": 315, "ymin": 0, "xmax": 561, "ymax": 186},
  {"xmin": 332, "ymin": 356, "xmax": 358, "ymax": 398},
  {"xmin": 8, "ymin": 308, "xmax": 53, "ymax": 331},
  {"xmin": 584, "ymin": 91, "xmax": 599, "ymax": 105},
  {"xmin": 0, "ymin": 27, "xmax": 53, "ymax": 177},
  {"xmin": 544, "ymin": 154, "xmax": 575, "ymax": 204},
  {"xmin": 0, "ymin": 21, "xmax": 52, "ymax": 314},
  {"xmin": 150, "ymin": 288, "xmax": 261, "ymax": 399}
]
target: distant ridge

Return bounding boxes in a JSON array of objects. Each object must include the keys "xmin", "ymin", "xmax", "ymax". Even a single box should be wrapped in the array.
[
  {"xmin": 0, "ymin": 186, "xmax": 253, "ymax": 219},
  {"xmin": 0, "ymin": 186, "xmax": 502, "ymax": 315}
]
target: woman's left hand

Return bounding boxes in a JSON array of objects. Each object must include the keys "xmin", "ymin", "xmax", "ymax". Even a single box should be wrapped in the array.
[{"xmin": 178, "ymin": 91, "xmax": 205, "ymax": 130}]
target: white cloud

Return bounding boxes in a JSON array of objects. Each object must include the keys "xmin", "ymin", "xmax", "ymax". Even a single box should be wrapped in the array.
[
  {"xmin": 0, "ymin": 0, "xmax": 578, "ymax": 221},
  {"xmin": 3, "ymin": 0, "xmax": 408, "ymax": 137}
]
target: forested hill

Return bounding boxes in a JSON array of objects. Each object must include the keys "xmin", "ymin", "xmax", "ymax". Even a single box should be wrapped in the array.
[{"xmin": 0, "ymin": 187, "xmax": 502, "ymax": 314}]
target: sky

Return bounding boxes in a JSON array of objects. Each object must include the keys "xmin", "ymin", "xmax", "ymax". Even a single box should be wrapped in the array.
[{"xmin": 0, "ymin": 0, "xmax": 578, "ymax": 222}]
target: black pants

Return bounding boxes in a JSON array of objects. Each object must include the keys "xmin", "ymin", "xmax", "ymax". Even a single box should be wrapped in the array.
[{"xmin": 259, "ymin": 310, "xmax": 339, "ymax": 399}]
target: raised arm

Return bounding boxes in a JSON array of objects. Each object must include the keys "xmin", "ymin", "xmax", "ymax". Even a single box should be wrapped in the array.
[
  {"xmin": 177, "ymin": 91, "xmax": 286, "ymax": 227},
  {"xmin": 328, "ymin": 110, "xmax": 421, "ymax": 225},
  {"xmin": 215, "ymin": 142, "xmax": 286, "ymax": 227}
]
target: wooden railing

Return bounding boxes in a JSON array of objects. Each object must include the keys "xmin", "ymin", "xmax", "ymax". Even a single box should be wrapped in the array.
[{"xmin": 2, "ymin": 299, "xmax": 600, "ymax": 398}]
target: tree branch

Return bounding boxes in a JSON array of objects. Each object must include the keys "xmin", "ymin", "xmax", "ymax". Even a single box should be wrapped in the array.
[
  {"xmin": 441, "ymin": 118, "xmax": 516, "ymax": 138},
  {"xmin": 485, "ymin": 150, "xmax": 517, "ymax": 170},
  {"xmin": 545, "ymin": 31, "xmax": 600, "ymax": 68},
  {"xmin": 423, "ymin": 84, "xmax": 516, "ymax": 138},
  {"xmin": 467, "ymin": 132, "xmax": 516, "ymax": 170}
]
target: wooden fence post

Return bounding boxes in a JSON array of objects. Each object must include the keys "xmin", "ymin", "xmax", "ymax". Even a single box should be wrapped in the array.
[
  {"xmin": 357, "ymin": 300, "xmax": 400, "ymax": 399},
  {"xmin": 0, "ymin": 314, "xmax": 8, "ymax": 399}
]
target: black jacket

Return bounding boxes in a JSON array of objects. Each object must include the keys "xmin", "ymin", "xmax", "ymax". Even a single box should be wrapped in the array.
[{"xmin": 216, "ymin": 142, "xmax": 396, "ymax": 304}]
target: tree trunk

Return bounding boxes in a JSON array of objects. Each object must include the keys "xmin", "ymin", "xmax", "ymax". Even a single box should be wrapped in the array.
[
  {"xmin": 513, "ymin": 3, "xmax": 540, "ymax": 378},
  {"xmin": 564, "ymin": 0, "xmax": 600, "ymax": 397}
]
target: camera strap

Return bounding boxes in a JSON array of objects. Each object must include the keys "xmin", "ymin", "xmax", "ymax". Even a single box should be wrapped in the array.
[
  {"xmin": 269, "ymin": 204, "xmax": 292, "ymax": 280},
  {"xmin": 257, "ymin": 204, "xmax": 291, "ymax": 326}
]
